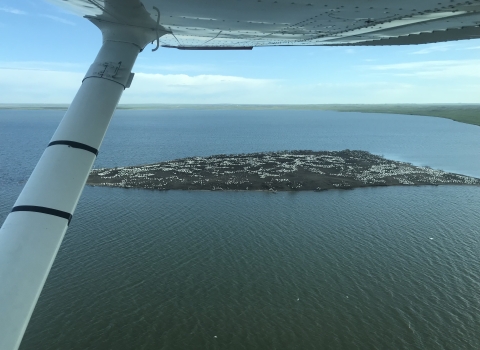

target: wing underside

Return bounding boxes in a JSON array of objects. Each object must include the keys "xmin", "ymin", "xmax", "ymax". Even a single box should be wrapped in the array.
[{"xmin": 46, "ymin": 0, "xmax": 480, "ymax": 48}]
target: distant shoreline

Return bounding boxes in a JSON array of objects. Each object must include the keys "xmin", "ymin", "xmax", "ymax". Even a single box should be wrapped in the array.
[{"xmin": 2, "ymin": 103, "xmax": 479, "ymax": 127}]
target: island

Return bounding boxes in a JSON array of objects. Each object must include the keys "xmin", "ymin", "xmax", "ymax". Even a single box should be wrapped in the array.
[{"xmin": 87, "ymin": 150, "xmax": 480, "ymax": 192}]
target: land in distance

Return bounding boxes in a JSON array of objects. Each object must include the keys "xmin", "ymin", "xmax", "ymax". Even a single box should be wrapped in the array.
[
  {"xmin": 2, "ymin": 104, "xmax": 479, "ymax": 127},
  {"xmin": 87, "ymin": 150, "xmax": 480, "ymax": 192}
]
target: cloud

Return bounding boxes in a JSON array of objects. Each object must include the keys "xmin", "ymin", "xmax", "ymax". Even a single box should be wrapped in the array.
[
  {"xmin": 364, "ymin": 59, "xmax": 480, "ymax": 78},
  {"xmin": 123, "ymin": 73, "xmax": 279, "ymax": 103},
  {"xmin": 0, "ymin": 61, "xmax": 87, "ymax": 72},
  {"xmin": 0, "ymin": 67, "xmax": 280, "ymax": 104},
  {"xmin": 409, "ymin": 44, "xmax": 452, "ymax": 55},
  {"xmin": 39, "ymin": 14, "xmax": 75, "ymax": 25},
  {"xmin": 124, "ymin": 73, "xmax": 480, "ymax": 104},
  {"xmin": 135, "ymin": 73, "xmax": 272, "ymax": 91},
  {"xmin": 134, "ymin": 63, "xmax": 216, "ymax": 73},
  {"xmin": 305, "ymin": 82, "xmax": 419, "ymax": 103},
  {"xmin": 0, "ymin": 68, "xmax": 83, "ymax": 103},
  {"xmin": 0, "ymin": 6, "xmax": 26, "ymax": 15},
  {"xmin": 1, "ymin": 64, "xmax": 480, "ymax": 104}
]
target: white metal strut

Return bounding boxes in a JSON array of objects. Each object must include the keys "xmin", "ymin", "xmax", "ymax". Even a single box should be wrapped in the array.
[{"xmin": 0, "ymin": 19, "xmax": 158, "ymax": 350}]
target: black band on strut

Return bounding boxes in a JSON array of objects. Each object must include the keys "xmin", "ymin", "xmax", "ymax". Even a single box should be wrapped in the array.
[
  {"xmin": 48, "ymin": 140, "xmax": 98, "ymax": 156},
  {"xmin": 11, "ymin": 205, "xmax": 73, "ymax": 225}
]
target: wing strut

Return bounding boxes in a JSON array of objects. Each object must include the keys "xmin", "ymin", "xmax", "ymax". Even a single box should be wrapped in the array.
[{"xmin": 0, "ymin": 18, "xmax": 158, "ymax": 350}]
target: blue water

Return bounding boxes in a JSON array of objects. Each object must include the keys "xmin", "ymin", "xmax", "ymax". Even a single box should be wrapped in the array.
[{"xmin": 1, "ymin": 109, "xmax": 479, "ymax": 349}]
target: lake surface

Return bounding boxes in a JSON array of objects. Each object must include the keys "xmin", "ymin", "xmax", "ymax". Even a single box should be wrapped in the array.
[{"xmin": 1, "ymin": 109, "xmax": 479, "ymax": 349}]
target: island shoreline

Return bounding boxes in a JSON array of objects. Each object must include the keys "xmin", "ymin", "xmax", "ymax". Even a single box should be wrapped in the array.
[{"xmin": 88, "ymin": 150, "xmax": 480, "ymax": 192}]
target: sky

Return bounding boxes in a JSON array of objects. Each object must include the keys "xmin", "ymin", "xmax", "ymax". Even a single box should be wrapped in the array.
[{"xmin": 1, "ymin": 0, "xmax": 480, "ymax": 104}]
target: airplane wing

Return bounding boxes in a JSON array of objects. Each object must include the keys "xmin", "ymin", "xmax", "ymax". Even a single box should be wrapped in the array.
[{"xmin": 47, "ymin": 0, "xmax": 480, "ymax": 48}]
